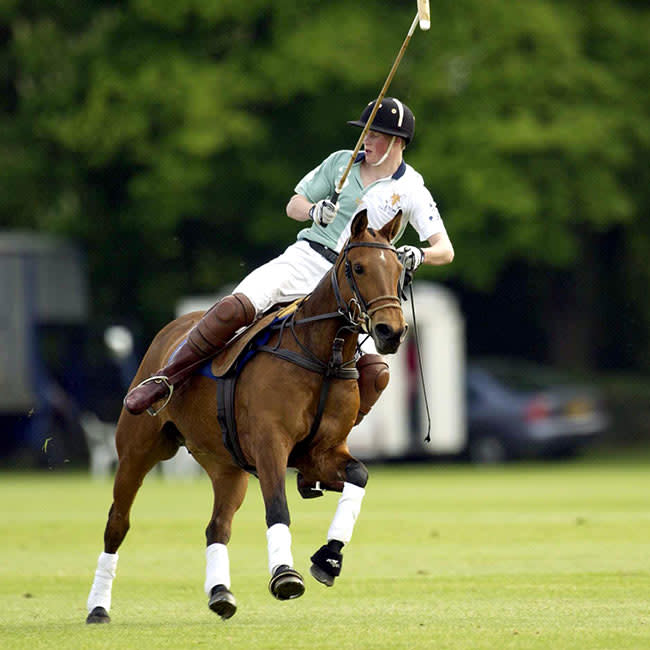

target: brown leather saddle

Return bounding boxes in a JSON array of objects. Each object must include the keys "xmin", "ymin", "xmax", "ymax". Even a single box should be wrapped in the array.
[{"xmin": 210, "ymin": 299, "xmax": 304, "ymax": 377}]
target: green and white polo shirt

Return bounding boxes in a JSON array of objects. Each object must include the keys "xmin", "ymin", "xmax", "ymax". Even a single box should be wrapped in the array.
[{"xmin": 294, "ymin": 150, "xmax": 445, "ymax": 252}]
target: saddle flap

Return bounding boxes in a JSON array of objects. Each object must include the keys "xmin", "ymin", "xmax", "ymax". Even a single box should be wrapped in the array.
[{"xmin": 210, "ymin": 299, "xmax": 303, "ymax": 377}]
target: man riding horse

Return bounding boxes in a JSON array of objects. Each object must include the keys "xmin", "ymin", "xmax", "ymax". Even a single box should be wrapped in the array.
[
  {"xmin": 124, "ymin": 97, "xmax": 454, "ymax": 423},
  {"xmin": 87, "ymin": 98, "xmax": 454, "ymax": 623}
]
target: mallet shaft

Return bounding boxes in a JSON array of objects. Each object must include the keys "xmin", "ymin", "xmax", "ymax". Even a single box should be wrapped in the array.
[{"xmin": 331, "ymin": 13, "xmax": 421, "ymax": 203}]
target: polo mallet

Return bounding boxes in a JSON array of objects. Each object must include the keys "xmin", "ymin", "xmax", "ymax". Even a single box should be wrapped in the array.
[{"xmin": 329, "ymin": 0, "xmax": 431, "ymax": 206}]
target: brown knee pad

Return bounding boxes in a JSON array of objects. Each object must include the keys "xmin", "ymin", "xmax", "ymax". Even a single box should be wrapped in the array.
[
  {"xmin": 355, "ymin": 354, "xmax": 390, "ymax": 425},
  {"xmin": 188, "ymin": 293, "xmax": 256, "ymax": 356}
]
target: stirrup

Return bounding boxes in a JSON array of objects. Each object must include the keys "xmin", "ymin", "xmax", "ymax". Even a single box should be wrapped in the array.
[{"xmin": 130, "ymin": 375, "xmax": 174, "ymax": 417}]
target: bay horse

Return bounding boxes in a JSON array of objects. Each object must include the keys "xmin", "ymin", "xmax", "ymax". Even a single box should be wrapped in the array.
[{"xmin": 86, "ymin": 210, "xmax": 407, "ymax": 622}]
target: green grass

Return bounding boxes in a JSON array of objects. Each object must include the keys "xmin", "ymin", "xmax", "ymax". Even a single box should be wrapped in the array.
[{"xmin": 0, "ymin": 461, "xmax": 648, "ymax": 649}]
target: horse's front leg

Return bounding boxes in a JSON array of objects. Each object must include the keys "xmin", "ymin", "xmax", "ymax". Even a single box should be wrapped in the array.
[
  {"xmin": 307, "ymin": 448, "xmax": 369, "ymax": 587},
  {"xmin": 256, "ymin": 441, "xmax": 305, "ymax": 601}
]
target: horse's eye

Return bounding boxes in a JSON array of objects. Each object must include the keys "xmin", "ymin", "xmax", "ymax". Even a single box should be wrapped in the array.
[{"xmin": 353, "ymin": 263, "xmax": 364, "ymax": 274}]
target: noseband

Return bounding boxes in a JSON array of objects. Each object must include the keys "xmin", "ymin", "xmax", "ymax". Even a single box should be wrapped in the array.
[{"xmin": 332, "ymin": 241, "xmax": 403, "ymax": 333}]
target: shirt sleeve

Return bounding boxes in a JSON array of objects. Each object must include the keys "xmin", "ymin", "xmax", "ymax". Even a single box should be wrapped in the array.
[
  {"xmin": 406, "ymin": 184, "xmax": 446, "ymax": 242},
  {"xmin": 294, "ymin": 152, "xmax": 340, "ymax": 202}
]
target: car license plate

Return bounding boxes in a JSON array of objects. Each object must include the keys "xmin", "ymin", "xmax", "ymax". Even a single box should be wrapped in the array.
[{"xmin": 565, "ymin": 400, "xmax": 591, "ymax": 417}]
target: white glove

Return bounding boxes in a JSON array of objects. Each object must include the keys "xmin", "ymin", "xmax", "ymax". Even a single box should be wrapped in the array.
[
  {"xmin": 309, "ymin": 199, "xmax": 339, "ymax": 226},
  {"xmin": 398, "ymin": 245, "xmax": 425, "ymax": 272}
]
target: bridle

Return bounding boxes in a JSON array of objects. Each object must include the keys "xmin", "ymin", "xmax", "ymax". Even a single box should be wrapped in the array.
[{"xmin": 331, "ymin": 240, "xmax": 403, "ymax": 334}]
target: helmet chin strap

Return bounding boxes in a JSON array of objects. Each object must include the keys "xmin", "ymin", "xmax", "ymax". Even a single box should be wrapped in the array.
[{"xmin": 371, "ymin": 136, "xmax": 397, "ymax": 167}]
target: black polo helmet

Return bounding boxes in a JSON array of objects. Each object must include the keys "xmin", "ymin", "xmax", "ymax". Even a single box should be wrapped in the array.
[{"xmin": 347, "ymin": 97, "xmax": 415, "ymax": 145}]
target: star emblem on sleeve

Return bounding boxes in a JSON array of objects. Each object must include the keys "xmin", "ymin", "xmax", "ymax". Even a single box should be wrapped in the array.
[{"xmin": 391, "ymin": 193, "xmax": 401, "ymax": 206}]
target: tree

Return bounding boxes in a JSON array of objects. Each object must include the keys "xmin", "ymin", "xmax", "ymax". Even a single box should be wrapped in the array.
[{"xmin": 1, "ymin": 0, "xmax": 649, "ymax": 369}]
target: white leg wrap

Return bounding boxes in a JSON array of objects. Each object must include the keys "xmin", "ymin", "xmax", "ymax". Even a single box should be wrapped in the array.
[
  {"xmin": 266, "ymin": 523, "xmax": 293, "ymax": 575},
  {"xmin": 87, "ymin": 551, "xmax": 118, "ymax": 613},
  {"xmin": 327, "ymin": 482, "xmax": 366, "ymax": 544},
  {"xmin": 204, "ymin": 543, "xmax": 231, "ymax": 594}
]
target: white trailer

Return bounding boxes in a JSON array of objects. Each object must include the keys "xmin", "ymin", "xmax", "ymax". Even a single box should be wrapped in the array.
[{"xmin": 348, "ymin": 282, "xmax": 466, "ymax": 459}]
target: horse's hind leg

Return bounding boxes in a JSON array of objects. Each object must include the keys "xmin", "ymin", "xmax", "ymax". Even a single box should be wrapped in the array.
[
  {"xmin": 199, "ymin": 462, "xmax": 249, "ymax": 620},
  {"xmin": 86, "ymin": 417, "xmax": 179, "ymax": 624}
]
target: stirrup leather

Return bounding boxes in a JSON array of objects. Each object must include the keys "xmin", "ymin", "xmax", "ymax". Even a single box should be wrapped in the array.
[{"xmin": 132, "ymin": 375, "xmax": 174, "ymax": 416}]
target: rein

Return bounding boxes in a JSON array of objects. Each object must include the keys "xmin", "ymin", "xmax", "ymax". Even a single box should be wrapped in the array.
[{"xmin": 404, "ymin": 281, "xmax": 432, "ymax": 443}]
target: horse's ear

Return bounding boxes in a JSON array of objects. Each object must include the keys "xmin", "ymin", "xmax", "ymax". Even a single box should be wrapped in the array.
[
  {"xmin": 379, "ymin": 210, "xmax": 402, "ymax": 242},
  {"xmin": 350, "ymin": 210, "xmax": 368, "ymax": 238}
]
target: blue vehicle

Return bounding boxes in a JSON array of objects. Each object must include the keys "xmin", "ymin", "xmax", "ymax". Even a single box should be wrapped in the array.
[{"xmin": 465, "ymin": 360, "xmax": 609, "ymax": 463}]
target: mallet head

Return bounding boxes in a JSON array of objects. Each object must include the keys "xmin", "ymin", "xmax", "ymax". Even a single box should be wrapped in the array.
[{"xmin": 417, "ymin": 0, "xmax": 431, "ymax": 31}]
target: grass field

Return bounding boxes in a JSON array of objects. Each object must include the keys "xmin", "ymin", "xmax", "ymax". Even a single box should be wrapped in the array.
[{"xmin": 0, "ymin": 459, "xmax": 648, "ymax": 649}]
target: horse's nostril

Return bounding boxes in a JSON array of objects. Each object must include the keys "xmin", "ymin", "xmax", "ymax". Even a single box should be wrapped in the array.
[{"xmin": 374, "ymin": 323, "xmax": 393, "ymax": 340}]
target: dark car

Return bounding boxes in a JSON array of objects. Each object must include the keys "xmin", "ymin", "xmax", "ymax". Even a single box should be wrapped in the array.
[{"xmin": 465, "ymin": 360, "xmax": 609, "ymax": 463}]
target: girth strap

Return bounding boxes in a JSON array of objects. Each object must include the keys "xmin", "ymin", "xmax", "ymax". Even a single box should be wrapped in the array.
[{"xmin": 217, "ymin": 371, "xmax": 257, "ymax": 475}]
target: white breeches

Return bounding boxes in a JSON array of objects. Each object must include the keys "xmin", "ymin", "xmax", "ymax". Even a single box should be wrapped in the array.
[{"xmin": 233, "ymin": 240, "xmax": 332, "ymax": 315}]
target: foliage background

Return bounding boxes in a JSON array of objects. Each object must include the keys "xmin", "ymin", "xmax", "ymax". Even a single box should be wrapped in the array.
[{"xmin": 1, "ymin": 0, "xmax": 649, "ymax": 371}]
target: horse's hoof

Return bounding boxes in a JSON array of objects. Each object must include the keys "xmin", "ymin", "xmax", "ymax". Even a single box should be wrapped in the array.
[
  {"xmin": 310, "ymin": 543, "xmax": 342, "ymax": 587},
  {"xmin": 310, "ymin": 563, "xmax": 336, "ymax": 587},
  {"xmin": 208, "ymin": 585, "xmax": 237, "ymax": 620},
  {"xmin": 269, "ymin": 565, "xmax": 305, "ymax": 601},
  {"xmin": 86, "ymin": 606, "xmax": 110, "ymax": 624}
]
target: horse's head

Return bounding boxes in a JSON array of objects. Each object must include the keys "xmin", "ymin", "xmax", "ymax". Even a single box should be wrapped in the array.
[{"xmin": 334, "ymin": 210, "xmax": 407, "ymax": 354}]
